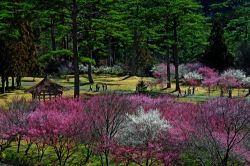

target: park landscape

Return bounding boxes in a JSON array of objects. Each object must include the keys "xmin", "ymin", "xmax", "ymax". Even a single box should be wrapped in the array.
[{"xmin": 0, "ymin": 0, "xmax": 250, "ymax": 165}]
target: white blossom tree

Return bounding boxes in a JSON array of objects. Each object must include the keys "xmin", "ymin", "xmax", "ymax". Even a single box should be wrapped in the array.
[{"xmin": 115, "ymin": 107, "xmax": 171, "ymax": 146}]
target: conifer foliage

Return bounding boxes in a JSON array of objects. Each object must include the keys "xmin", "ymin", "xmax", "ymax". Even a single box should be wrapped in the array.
[{"xmin": 203, "ymin": 20, "xmax": 234, "ymax": 71}]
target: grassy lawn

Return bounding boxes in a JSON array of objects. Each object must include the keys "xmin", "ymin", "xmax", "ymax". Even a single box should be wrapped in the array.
[
  {"xmin": 0, "ymin": 74, "xmax": 153, "ymax": 107},
  {"xmin": 3, "ymin": 141, "xmax": 115, "ymax": 166},
  {"xmin": 0, "ymin": 74, "xmax": 249, "ymax": 107}
]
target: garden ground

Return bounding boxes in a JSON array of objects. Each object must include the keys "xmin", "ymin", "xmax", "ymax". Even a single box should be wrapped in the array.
[{"xmin": 0, "ymin": 74, "xmax": 250, "ymax": 107}]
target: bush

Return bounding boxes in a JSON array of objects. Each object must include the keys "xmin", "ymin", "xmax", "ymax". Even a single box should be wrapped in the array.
[
  {"xmin": 3, "ymin": 151, "xmax": 34, "ymax": 166},
  {"xmin": 136, "ymin": 80, "xmax": 148, "ymax": 94}
]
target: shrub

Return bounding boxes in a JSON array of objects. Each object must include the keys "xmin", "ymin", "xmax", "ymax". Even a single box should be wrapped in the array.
[{"xmin": 136, "ymin": 80, "xmax": 148, "ymax": 94}]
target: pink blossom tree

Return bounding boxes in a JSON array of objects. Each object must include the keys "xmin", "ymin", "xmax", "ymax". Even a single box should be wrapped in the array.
[
  {"xmin": 183, "ymin": 71, "xmax": 203, "ymax": 95},
  {"xmin": 217, "ymin": 69, "xmax": 245, "ymax": 97},
  {"xmin": 27, "ymin": 109, "xmax": 79, "ymax": 166},
  {"xmin": 27, "ymin": 98, "xmax": 86, "ymax": 166},
  {"xmin": 84, "ymin": 94, "xmax": 133, "ymax": 166},
  {"xmin": 198, "ymin": 67, "xmax": 219, "ymax": 95},
  {"xmin": 0, "ymin": 111, "xmax": 16, "ymax": 157},
  {"xmin": 186, "ymin": 98, "xmax": 250, "ymax": 165}
]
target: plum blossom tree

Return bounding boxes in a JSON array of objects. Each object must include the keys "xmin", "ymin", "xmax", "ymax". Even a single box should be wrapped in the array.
[
  {"xmin": 0, "ymin": 111, "xmax": 16, "ymax": 157},
  {"xmin": 112, "ymin": 107, "xmax": 172, "ymax": 166},
  {"xmin": 27, "ymin": 98, "xmax": 86, "ymax": 166},
  {"xmin": 28, "ymin": 109, "xmax": 81, "ymax": 166},
  {"xmin": 183, "ymin": 71, "xmax": 203, "ymax": 95},
  {"xmin": 115, "ymin": 107, "xmax": 171, "ymax": 146},
  {"xmin": 187, "ymin": 98, "xmax": 250, "ymax": 165},
  {"xmin": 222, "ymin": 69, "xmax": 246, "ymax": 82},
  {"xmin": 218, "ymin": 69, "xmax": 246, "ymax": 97},
  {"xmin": 183, "ymin": 71, "xmax": 203, "ymax": 87},
  {"xmin": 84, "ymin": 94, "xmax": 133, "ymax": 166},
  {"xmin": 198, "ymin": 67, "xmax": 219, "ymax": 95}
]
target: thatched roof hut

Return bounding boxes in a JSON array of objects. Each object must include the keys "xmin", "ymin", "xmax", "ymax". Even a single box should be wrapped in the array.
[{"xmin": 26, "ymin": 77, "xmax": 63, "ymax": 101}]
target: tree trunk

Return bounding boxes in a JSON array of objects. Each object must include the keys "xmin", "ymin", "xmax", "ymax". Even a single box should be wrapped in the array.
[
  {"xmin": 228, "ymin": 88, "xmax": 232, "ymax": 98},
  {"xmin": 87, "ymin": 63, "xmax": 94, "ymax": 84},
  {"xmin": 165, "ymin": 18, "xmax": 171, "ymax": 88},
  {"xmin": 12, "ymin": 76, "xmax": 15, "ymax": 90},
  {"xmin": 131, "ymin": 3, "xmax": 140, "ymax": 75},
  {"xmin": 61, "ymin": 15, "xmax": 67, "ymax": 49},
  {"xmin": 66, "ymin": 34, "xmax": 69, "ymax": 49},
  {"xmin": 222, "ymin": 151, "xmax": 229, "ymax": 166},
  {"xmin": 104, "ymin": 151, "xmax": 109, "ymax": 166},
  {"xmin": 113, "ymin": 46, "xmax": 116, "ymax": 65},
  {"xmin": 1, "ymin": 76, "xmax": 5, "ymax": 94},
  {"xmin": 220, "ymin": 87, "xmax": 224, "ymax": 97},
  {"xmin": 16, "ymin": 76, "xmax": 21, "ymax": 87},
  {"xmin": 5, "ymin": 76, "xmax": 9, "ymax": 89},
  {"xmin": 51, "ymin": 18, "xmax": 56, "ymax": 51},
  {"xmin": 108, "ymin": 38, "xmax": 113, "ymax": 67},
  {"xmin": 17, "ymin": 135, "xmax": 21, "ymax": 153},
  {"xmin": 25, "ymin": 142, "xmax": 33, "ymax": 156},
  {"xmin": 100, "ymin": 155, "xmax": 104, "ymax": 166},
  {"xmin": 146, "ymin": 158, "xmax": 149, "ymax": 166},
  {"xmin": 166, "ymin": 49, "xmax": 171, "ymax": 88},
  {"xmin": 72, "ymin": 0, "xmax": 80, "ymax": 98},
  {"xmin": 172, "ymin": 17, "xmax": 179, "ymax": 91}
]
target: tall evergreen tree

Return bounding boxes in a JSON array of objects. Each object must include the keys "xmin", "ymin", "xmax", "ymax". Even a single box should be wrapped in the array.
[
  {"xmin": 202, "ymin": 20, "xmax": 234, "ymax": 71},
  {"xmin": 0, "ymin": 0, "xmax": 37, "ymax": 93}
]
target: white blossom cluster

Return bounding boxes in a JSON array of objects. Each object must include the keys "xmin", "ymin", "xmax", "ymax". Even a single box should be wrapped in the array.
[
  {"xmin": 178, "ymin": 64, "xmax": 188, "ymax": 78},
  {"xmin": 115, "ymin": 107, "xmax": 171, "ymax": 146},
  {"xmin": 95, "ymin": 65, "xmax": 124, "ymax": 75},
  {"xmin": 79, "ymin": 64, "xmax": 96, "ymax": 73},
  {"xmin": 221, "ymin": 69, "xmax": 246, "ymax": 81},
  {"xmin": 183, "ymin": 71, "xmax": 203, "ymax": 80},
  {"xmin": 79, "ymin": 65, "xmax": 125, "ymax": 75},
  {"xmin": 243, "ymin": 77, "xmax": 250, "ymax": 87}
]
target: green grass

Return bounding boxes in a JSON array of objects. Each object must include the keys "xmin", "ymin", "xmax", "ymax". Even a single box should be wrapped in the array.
[
  {"xmin": 0, "ymin": 74, "xmax": 249, "ymax": 107},
  {"xmin": 2, "ymin": 141, "xmax": 97, "ymax": 165}
]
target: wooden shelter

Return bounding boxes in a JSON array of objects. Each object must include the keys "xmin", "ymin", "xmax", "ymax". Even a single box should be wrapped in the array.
[{"xmin": 26, "ymin": 77, "xmax": 63, "ymax": 101}]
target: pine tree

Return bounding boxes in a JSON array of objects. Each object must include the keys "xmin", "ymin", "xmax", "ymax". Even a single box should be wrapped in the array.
[
  {"xmin": 0, "ymin": 0, "xmax": 37, "ymax": 93},
  {"xmin": 202, "ymin": 20, "xmax": 234, "ymax": 71}
]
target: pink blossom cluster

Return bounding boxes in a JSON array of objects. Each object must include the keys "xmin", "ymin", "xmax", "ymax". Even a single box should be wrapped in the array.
[
  {"xmin": 0, "ymin": 95, "xmax": 250, "ymax": 165},
  {"xmin": 151, "ymin": 63, "xmax": 249, "ymax": 91}
]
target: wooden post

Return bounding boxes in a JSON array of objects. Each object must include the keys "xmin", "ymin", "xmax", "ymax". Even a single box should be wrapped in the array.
[{"xmin": 49, "ymin": 91, "xmax": 51, "ymax": 100}]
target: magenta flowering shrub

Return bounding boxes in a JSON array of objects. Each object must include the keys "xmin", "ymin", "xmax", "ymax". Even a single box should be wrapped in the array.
[
  {"xmin": 0, "ymin": 95, "xmax": 250, "ymax": 165},
  {"xmin": 27, "ymin": 98, "xmax": 85, "ymax": 165},
  {"xmin": 0, "ymin": 111, "xmax": 17, "ymax": 154},
  {"xmin": 38, "ymin": 97, "xmax": 86, "ymax": 112},
  {"xmin": 187, "ymin": 98, "xmax": 250, "ymax": 165},
  {"xmin": 198, "ymin": 67, "xmax": 219, "ymax": 91}
]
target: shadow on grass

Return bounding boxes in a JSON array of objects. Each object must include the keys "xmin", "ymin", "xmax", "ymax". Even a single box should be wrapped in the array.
[
  {"xmin": 0, "ymin": 94, "xmax": 8, "ymax": 99},
  {"xmin": 22, "ymin": 79, "xmax": 36, "ymax": 82},
  {"xmin": 121, "ymin": 75, "xmax": 133, "ymax": 80}
]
